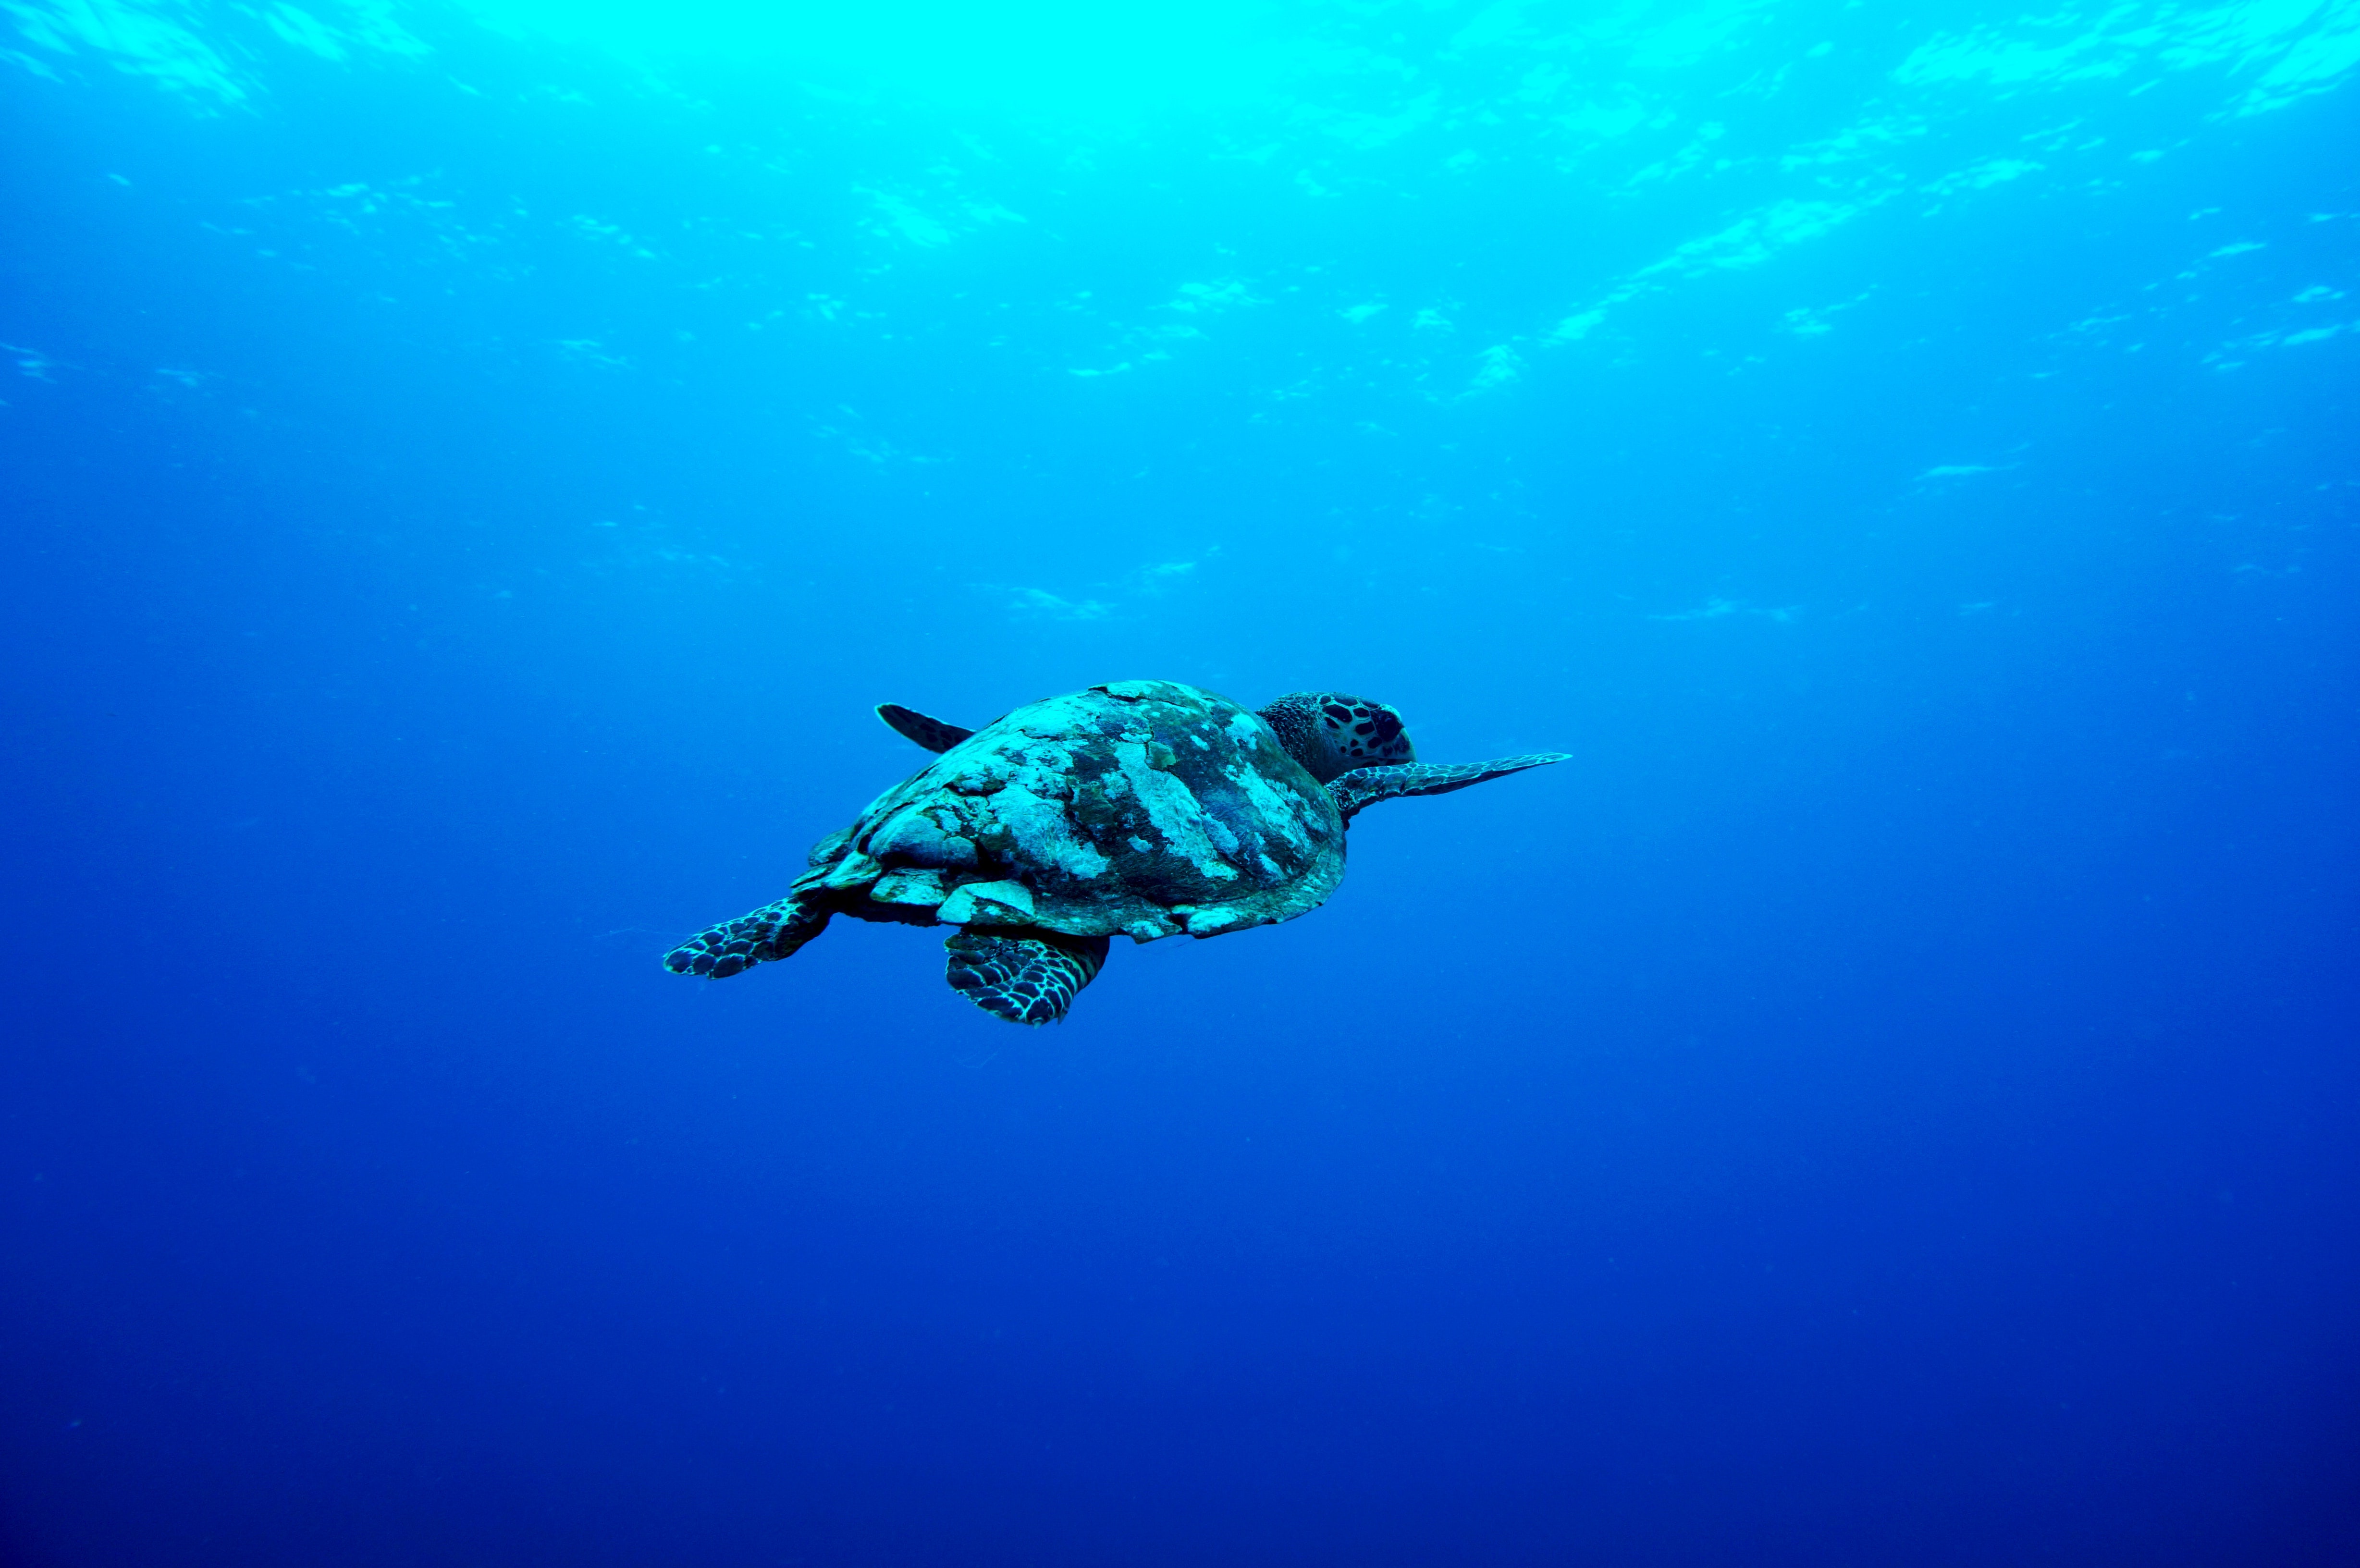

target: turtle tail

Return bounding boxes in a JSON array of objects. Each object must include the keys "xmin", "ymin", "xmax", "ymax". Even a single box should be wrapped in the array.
[
  {"xmin": 664, "ymin": 892, "xmax": 832, "ymax": 979},
  {"xmin": 944, "ymin": 929, "xmax": 1111, "ymax": 1025}
]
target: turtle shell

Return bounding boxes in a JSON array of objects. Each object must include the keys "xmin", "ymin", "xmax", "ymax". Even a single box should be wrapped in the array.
[{"xmin": 802, "ymin": 680, "xmax": 1345, "ymax": 942}]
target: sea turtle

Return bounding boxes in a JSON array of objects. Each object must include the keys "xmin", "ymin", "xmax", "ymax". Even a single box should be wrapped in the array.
[{"xmin": 664, "ymin": 680, "xmax": 1565, "ymax": 1025}]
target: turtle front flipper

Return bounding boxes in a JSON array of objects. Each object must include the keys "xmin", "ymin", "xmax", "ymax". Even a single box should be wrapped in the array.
[
  {"xmin": 1328, "ymin": 753, "xmax": 1570, "ymax": 822},
  {"xmin": 944, "ymin": 929, "xmax": 1111, "ymax": 1025},
  {"xmin": 665, "ymin": 892, "xmax": 833, "ymax": 979},
  {"xmin": 877, "ymin": 703, "xmax": 975, "ymax": 754}
]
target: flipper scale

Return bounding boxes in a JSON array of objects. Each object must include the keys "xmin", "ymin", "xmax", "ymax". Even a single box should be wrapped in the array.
[
  {"xmin": 664, "ymin": 894, "xmax": 832, "ymax": 979},
  {"xmin": 1326, "ymin": 753, "xmax": 1569, "ymax": 821},
  {"xmin": 944, "ymin": 929, "xmax": 1110, "ymax": 1025}
]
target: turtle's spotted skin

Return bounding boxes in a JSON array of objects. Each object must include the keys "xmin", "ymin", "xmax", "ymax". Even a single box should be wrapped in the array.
[
  {"xmin": 1256, "ymin": 690, "xmax": 1416, "ymax": 781},
  {"xmin": 664, "ymin": 678, "xmax": 1567, "ymax": 1026}
]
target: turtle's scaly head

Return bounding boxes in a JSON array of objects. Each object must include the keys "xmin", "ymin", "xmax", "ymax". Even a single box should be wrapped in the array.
[{"xmin": 1255, "ymin": 691, "xmax": 1417, "ymax": 783}]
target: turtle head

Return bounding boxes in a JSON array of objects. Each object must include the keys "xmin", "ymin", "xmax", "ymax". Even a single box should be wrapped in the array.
[{"xmin": 1255, "ymin": 691, "xmax": 1417, "ymax": 783}]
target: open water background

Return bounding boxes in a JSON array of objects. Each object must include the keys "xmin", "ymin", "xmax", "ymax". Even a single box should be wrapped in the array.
[{"xmin": 3, "ymin": 0, "xmax": 2357, "ymax": 1561}]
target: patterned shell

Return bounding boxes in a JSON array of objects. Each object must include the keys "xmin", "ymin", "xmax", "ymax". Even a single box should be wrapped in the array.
[{"xmin": 801, "ymin": 680, "xmax": 1345, "ymax": 942}]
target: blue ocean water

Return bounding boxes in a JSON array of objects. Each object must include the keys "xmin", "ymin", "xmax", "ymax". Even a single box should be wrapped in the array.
[{"xmin": 3, "ymin": 0, "xmax": 2357, "ymax": 1561}]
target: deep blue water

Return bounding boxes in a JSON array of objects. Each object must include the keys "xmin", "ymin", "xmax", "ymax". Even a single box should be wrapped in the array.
[{"xmin": 4, "ymin": 1, "xmax": 2358, "ymax": 1563}]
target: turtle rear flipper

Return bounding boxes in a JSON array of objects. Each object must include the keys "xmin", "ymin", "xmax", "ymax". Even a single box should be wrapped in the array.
[
  {"xmin": 944, "ymin": 929, "xmax": 1110, "ymax": 1025},
  {"xmin": 665, "ymin": 893, "xmax": 832, "ymax": 979},
  {"xmin": 1328, "ymin": 753, "xmax": 1569, "ymax": 822},
  {"xmin": 877, "ymin": 703, "xmax": 975, "ymax": 754}
]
